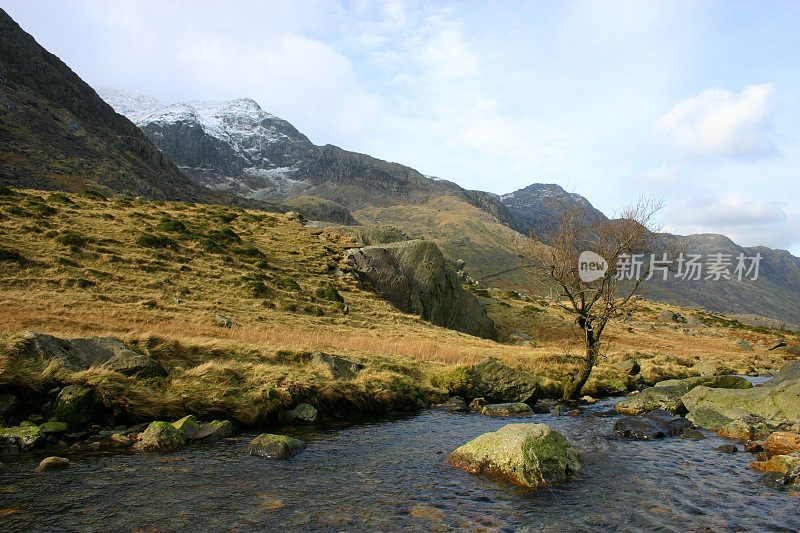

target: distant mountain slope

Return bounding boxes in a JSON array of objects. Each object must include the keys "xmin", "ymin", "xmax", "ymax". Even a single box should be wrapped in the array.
[
  {"xmin": 100, "ymin": 88, "xmax": 523, "ymax": 231},
  {"xmin": 0, "ymin": 9, "xmax": 230, "ymax": 202},
  {"xmin": 500, "ymin": 183, "xmax": 608, "ymax": 235}
]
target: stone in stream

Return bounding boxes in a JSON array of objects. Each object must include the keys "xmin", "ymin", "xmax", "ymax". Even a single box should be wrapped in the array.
[
  {"xmin": 715, "ymin": 420, "xmax": 771, "ymax": 441},
  {"xmin": 446, "ymin": 423, "xmax": 581, "ymax": 487},
  {"xmin": 171, "ymin": 415, "xmax": 201, "ymax": 438},
  {"xmin": 681, "ymin": 361, "xmax": 800, "ymax": 422},
  {"xmin": 613, "ymin": 410, "xmax": 691, "ymax": 440},
  {"xmin": 35, "ymin": 456, "xmax": 69, "ymax": 472},
  {"xmin": 686, "ymin": 408, "xmax": 735, "ymax": 430},
  {"xmin": 38, "ymin": 421, "xmax": 69, "ymax": 435},
  {"xmin": 192, "ymin": 420, "xmax": 234, "ymax": 439},
  {"xmin": 53, "ymin": 384, "xmax": 96, "ymax": 426},
  {"xmin": 246, "ymin": 434, "xmax": 306, "ymax": 459},
  {"xmin": 717, "ymin": 444, "xmax": 739, "ymax": 454},
  {"xmin": 655, "ymin": 375, "xmax": 753, "ymax": 391},
  {"xmin": 762, "ymin": 432, "xmax": 800, "ymax": 456},
  {"xmin": 479, "ymin": 402, "xmax": 533, "ymax": 417},
  {"xmin": 434, "ymin": 397, "xmax": 469, "ymax": 412},
  {"xmin": 133, "ymin": 421, "xmax": 187, "ymax": 451},
  {"xmin": 615, "ymin": 386, "xmax": 687, "ymax": 416},
  {"xmin": 0, "ymin": 424, "xmax": 45, "ymax": 451}
]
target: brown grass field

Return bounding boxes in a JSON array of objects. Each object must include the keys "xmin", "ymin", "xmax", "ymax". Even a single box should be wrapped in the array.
[{"xmin": 0, "ymin": 186, "xmax": 797, "ymax": 424}]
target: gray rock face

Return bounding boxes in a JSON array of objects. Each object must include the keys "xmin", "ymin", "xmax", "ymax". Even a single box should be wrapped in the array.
[
  {"xmin": 23, "ymin": 331, "xmax": 167, "ymax": 377},
  {"xmin": 311, "ymin": 351, "xmax": 364, "ymax": 380},
  {"xmin": 346, "ymin": 240, "xmax": 497, "ymax": 339},
  {"xmin": 246, "ymin": 434, "xmax": 306, "ymax": 459}
]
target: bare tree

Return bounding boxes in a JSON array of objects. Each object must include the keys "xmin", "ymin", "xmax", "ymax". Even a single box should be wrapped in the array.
[{"xmin": 520, "ymin": 197, "xmax": 668, "ymax": 402}]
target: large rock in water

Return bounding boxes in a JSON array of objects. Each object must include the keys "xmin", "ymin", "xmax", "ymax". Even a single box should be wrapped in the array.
[
  {"xmin": 345, "ymin": 240, "xmax": 496, "ymax": 339},
  {"xmin": 22, "ymin": 331, "xmax": 167, "ymax": 377},
  {"xmin": 681, "ymin": 361, "xmax": 800, "ymax": 422},
  {"xmin": 133, "ymin": 421, "xmax": 187, "ymax": 451},
  {"xmin": 615, "ymin": 386, "xmax": 688, "ymax": 415},
  {"xmin": 655, "ymin": 375, "xmax": 753, "ymax": 390},
  {"xmin": 613, "ymin": 410, "xmax": 692, "ymax": 439},
  {"xmin": 246, "ymin": 434, "xmax": 306, "ymax": 459},
  {"xmin": 446, "ymin": 423, "xmax": 581, "ymax": 487}
]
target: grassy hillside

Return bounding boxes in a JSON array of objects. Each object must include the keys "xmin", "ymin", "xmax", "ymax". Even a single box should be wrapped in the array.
[{"xmin": 0, "ymin": 187, "xmax": 797, "ymax": 425}]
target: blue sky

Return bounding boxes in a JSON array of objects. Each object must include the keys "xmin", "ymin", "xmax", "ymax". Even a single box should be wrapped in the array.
[{"xmin": 5, "ymin": 0, "xmax": 800, "ymax": 253}]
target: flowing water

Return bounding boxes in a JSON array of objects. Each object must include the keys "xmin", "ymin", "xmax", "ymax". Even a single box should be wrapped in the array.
[{"xmin": 1, "ymin": 396, "xmax": 798, "ymax": 532}]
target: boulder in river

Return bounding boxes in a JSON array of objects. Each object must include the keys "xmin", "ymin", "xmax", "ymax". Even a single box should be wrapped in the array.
[
  {"xmin": 133, "ymin": 421, "xmax": 187, "ymax": 451},
  {"xmin": 686, "ymin": 408, "xmax": 735, "ymax": 430},
  {"xmin": 35, "ymin": 456, "xmax": 69, "ymax": 472},
  {"xmin": 23, "ymin": 331, "xmax": 167, "ymax": 377},
  {"xmin": 715, "ymin": 419, "xmax": 771, "ymax": 441},
  {"xmin": 53, "ymin": 384, "xmax": 96, "ymax": 426},
  {"xmin": 762, "ymin": 432, "xmax": 800, "ymax": 456},
  {"xmin": 446, "ymin": 423, "xmax": 581, "ymax": 487},
  {"xmin": 615, "ymin": 386, "xmax": 687, "ymax": 415},
  {"xmin": 345, "ymin": 240, "xmax": 497, "ymax": 339},
  {"xmin": 246, "ymin": 434, "xmax": 306, "ymax": 459},
  {"xmin": 172, "ymin": 415, "xmax": 201, "ymax": 438},
  {"xmin": 480, "ymin": 402, "xmax": 533, "ymax": 417},
  {"xmin": 655, "ymin": 375, "xmax": 752, "ymax": 391},
  {"xmin": 681, "ymin": 361, "xmax": 800, "ymax": 422},
  {"xmin": 192, "ymin": 420, "xmax": 234, "ymax": 439},
  {"xmin": 613, "ymin": 410, "xmax": 692, "ymax": 440},
  {"xmin": 460, "ymin": 357, "xmax": 542, "ymax": 404}
]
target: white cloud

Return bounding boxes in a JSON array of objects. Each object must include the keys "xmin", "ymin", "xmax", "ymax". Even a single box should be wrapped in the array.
[
  {"xmin": 668, "ymin": 192, "xmax": 800, "ymax": 250},
  {"xmin": 638, "ymin": 164, "xmax": 681, "ymax": 192},
  {"xmin": 654, "ymin": 84, "xmax": 778, "ymax": 158}
]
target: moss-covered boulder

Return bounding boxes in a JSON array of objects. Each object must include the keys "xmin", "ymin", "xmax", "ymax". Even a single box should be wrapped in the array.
[
  {"xmin": 345, "ymin": 240, "xmax": 497, "ymax": 339},
  {"xmin": 0, "ymin": 424, "xmax": 45, "ymax": 451},
  {"xmin": 53, "ymin": 384, "xmax": 95, "ymax": 426},
  {"xmin": 444, "ymin": 358, "xmax": 542, "ymax": 404},
  {"xmin": 682, "ymin": 375, "xmax": 800, "ymax": 422},
  {"xmin": 615, "ymin": 386, "xmax": 687, "ymax": 415},
  {"xmin": 39, "ymin": 421, "xmax": 69, "ymax": 435},
  {"xmin": 133, "ymin": 421, "xmax": 187, "ymax": 451},
  {"xmin": 446, "ymin": 423, "xmax": 581, "ymax": 487},
  {"xmin": 245, "ymin": 434, "xmax": 306, "ymax": 459},
  {"xmin": 171, "ymin": 415, "xmax": 200, "ymax": 438},
  {"xmin": 480, "ymin": 402, "xmax": 533, "ymax": 417},
  {"xmin": 286, "ymin": 403, "xmax": 318, "ymax": 423}
]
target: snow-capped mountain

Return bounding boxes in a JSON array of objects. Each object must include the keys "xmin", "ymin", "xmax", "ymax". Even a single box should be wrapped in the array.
[{"xmin": 99, "ymin": 88, "xmax": 318, "ymax": 199}]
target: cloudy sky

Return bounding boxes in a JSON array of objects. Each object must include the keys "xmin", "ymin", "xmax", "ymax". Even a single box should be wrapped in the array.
[{"xmin": 5, "ymin": 0, "xmax": 800, "ymax": 253}]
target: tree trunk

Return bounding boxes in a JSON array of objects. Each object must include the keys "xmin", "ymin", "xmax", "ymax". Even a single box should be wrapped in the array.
[{"xmin": 562, "ymin": 326, "xmax": 598, "ymax": 402}]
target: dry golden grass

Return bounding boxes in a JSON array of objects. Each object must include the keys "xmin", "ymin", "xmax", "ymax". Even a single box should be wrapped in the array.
[{"xmin": 0, "ymin": 186, "xmax": 797, "ymax": 422}]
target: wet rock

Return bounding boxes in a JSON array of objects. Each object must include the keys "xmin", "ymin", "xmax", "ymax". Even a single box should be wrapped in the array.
[
  {"xmin": 311, "ymin": 351, "xmax": 364, "ymax": 380},
  {"xmin": 479, "ymin": 402, "xmax": 533, "ymax": 417},
  {"xmin": 716, "ymin": 420, "xmax": 771, "ymax": 441},
  {"xmin": 717, "ymin": 444, "xmax": 738, "ymax": 453},
  {"xmin": 171, "ymin": 415, "xmax": 200, "ymax": 438},
  {"xmin": 246, "ymin": 434, "xmax": 306, "ymax": 459},
  {"xmin": 469, "ymin": 357, "xmax": 542, "ymax": 404},
  {"xmin": 446, "ymin": 423, "xmax": 581, "ymax": 487},
  {"xmin": 35, "ymin": 456, "xmax": 69, "ymax": 472},
  {"xmin": 533, "ymin": 399, "xmax": 559, "ymax": 414},
  {"xmin": 613, "ymin": 410, "xmax": 691, "ymax": 440},
  {"xmin": 745, "ymin": 440, "xmax": 764, "ymax": 453},
  {"xmin": 0, "ymin": 435, "xmax": 19, "ymax": 456},
  {"xmin": 53, "ymin": 384, "xmax": 95, "ymax": 426},
  {"xmin": 192, "ymin": 420, "xmax": 234, "ymax": 439},
  {"xmin": 615, "ymin": 386, "xmax": 687, "ymax": 415},
  {"xmin": 23, "ymin": 331, "xmax": 167, "ymax": 377},
  {"xmin": 761, "ymin": 471, "xmax": 790, "ymax": 489},
  {"xmin": 286, "ymin": 403, "xmax": 318, "ymax": 423},
  {"xmin": 434, "ymin": 397, "xmax": 469, "ymax": 412},
  {"xmin": 681, "ymin": 429, "xmax": 706, "ymax": 440},
  {"xmin": 133, "ymin": 421, "xmax": 187, "ymax": 451},
  {"xmin": 686, "ymin": 408, "xmax": 735, "ymax": 430},
  {"xmin": 753, "ymin": 453, "xmax": 800, "ymax": 474},
  {"xmin": 0, "ymin": 424, "xmax": 45, "ymax": 450},
  {"xmin": 580, "ymin": 395, "xmax": 598, "ymax": 404},
  {"xmin": 110, "ymin": 433, "xmax": 132, "ymax": 446},
  {"xmin": 468, "ymin": 397, "xmax": 488, "ymax": 412},
  {"xmin": 762, "ymin": 432, "xmax": 800, "ymax": 456}
]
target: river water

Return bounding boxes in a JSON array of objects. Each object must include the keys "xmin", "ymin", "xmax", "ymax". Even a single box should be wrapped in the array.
[{"xmin": 1, "ymin": 396, "xmax": 798, "ymax": 532}]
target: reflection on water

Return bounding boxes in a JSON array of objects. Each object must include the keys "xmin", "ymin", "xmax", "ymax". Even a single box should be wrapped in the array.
[{"xmin": 1, "ymin": 398, "xmax": 798, "ymax": 532}]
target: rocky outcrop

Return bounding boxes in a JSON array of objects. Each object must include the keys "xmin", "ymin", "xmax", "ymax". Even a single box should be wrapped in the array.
[
  {"xmin": 681, "ymin": 362, "xmax": 800, "ymax": 422},
  {"xmin": 311, "ymin": 351, "xmax": 364, "ymax": 380},
  {"xmin": 346, "ymin": 240, "xmax": 496, "ymax": 339},
  {"xmin": 23, "ymin": 331, "xmax": 167, "ymax": 377},
  {"xmin": 446, "ymin": 423, "xmax": 581, "ymax": 487},
  {"xmin": 246, "ymin": 434, "xmax": 306, "ymax": 459},
  {"xmin": 283, "ymin": 196, "xmax": 356, "ymax": 225}
]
